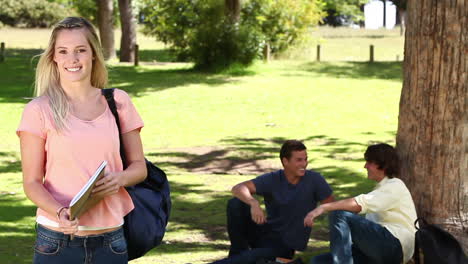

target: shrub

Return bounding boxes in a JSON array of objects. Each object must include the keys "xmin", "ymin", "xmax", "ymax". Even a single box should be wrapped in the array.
[
  {"xmin": 191, "ymin": 20, "xmax": 265, "ymax": 71},
  {"xmin": 142, "ymin": 0, "xmax": 323, "ymax": 70},
  {"xmin": 0, "ymin": 0, "xmax": 69, "ymax": 28},
  {"xmin": 242, "ymin": 0, "xmax": 323, "ymax": 53}
]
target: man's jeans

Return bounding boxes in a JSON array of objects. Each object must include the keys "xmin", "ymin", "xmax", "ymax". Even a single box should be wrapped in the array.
[
  {"xmin": 209, "ymin": 198, "xmax": 294, "ymax": 264},
  {"xmin": 311, "ymin": 210, "xmax": 402, "ymax": 264},
  {"xmin": 33, "ymin": 224, "xmax": 128, "ymax": 264}
]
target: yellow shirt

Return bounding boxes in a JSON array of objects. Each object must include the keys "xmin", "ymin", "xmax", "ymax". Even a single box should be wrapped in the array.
[{"xmin": 354, "ymin": 177, "xmax": 417, "ymax": 263}]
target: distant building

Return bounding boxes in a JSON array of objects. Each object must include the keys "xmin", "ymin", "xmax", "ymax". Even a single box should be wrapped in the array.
[{"xmin": 364, "ymin": 0, "xmax": 396, "ymax": 29}]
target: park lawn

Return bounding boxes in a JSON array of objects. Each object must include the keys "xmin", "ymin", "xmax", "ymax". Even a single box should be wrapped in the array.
[{"xmin": 0, "ymin": 26, "xmax": 403, "ymax": 263}]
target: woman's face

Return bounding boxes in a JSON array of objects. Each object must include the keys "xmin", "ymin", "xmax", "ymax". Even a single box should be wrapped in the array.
[{"xmin": 53, "ymin": 28, "xmax": 93, "ymax": 86}]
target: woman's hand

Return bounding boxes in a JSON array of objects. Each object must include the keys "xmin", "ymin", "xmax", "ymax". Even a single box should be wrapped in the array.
[
  {"xmin": 57, "ymin": 208, "xmax": 79, "ymax": 235},
  {"xmin": 92, "ymin": 172, "xmax": 123, "ymax": 198}
]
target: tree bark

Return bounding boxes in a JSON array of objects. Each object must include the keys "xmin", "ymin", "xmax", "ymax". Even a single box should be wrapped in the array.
[
  {"xmin": 396, "ymin": 0, "xmax": 467, "ymax": 252},
  {"xmin": 118, "ymin": 0, "xmax": 136, "ymax": 62},
  {"xmin": 96, "ymin": 0, "xmax": 116, "ymax": 61},
  {"xmin": 225, "ymin": 0, "xmax": 241, "ymax": 23}
]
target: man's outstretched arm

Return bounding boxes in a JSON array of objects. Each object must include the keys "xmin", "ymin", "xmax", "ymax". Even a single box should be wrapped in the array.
[{"xmin": 304, "ymin": 197, "xmax": 362, "ymax": 227}]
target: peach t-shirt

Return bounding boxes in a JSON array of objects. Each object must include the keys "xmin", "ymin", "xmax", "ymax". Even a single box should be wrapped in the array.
[{"xmin": 17, "ymin": 89, "xmax": 143, "ymax": 228}]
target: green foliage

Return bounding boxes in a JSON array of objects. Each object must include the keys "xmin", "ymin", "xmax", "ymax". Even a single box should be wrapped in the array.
[
  {"xmin": 322, "ymin": 0, "xmax": 367, "ymax": 23},
  {"xmin": 68, "ymin": 0, "xmax": 120, "ymax": 26},
  {"xmin": 142, "ymin": 0, "xmax": 323, "ymax": 70},
  {"xmin": 191, "ymin": 21, "xmax": 265, "ymax": 71},
  {"xmin": 69, "ymin": 0, "xmax": 98, "ymax": 24},
  {"xmin": 243, "ymin": 0, "xmax": 323, "ymax": 53},
  {"xmin": 53, "ymin": 0, "xmax": 144, "ymax": 26},
  {"xmin": 0, "ymin": 0, "xmax": 69, "ymax": 27}
]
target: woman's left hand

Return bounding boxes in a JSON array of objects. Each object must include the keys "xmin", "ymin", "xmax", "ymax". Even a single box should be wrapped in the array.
[{"xmin": 92, "ymin": 172, "xmax": 123, "ymax": 198}]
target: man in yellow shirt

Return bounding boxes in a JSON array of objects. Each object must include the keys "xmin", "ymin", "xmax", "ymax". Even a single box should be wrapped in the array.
[{"xmin": 304, "ymin": 143, "xmax": 417, "ymax": 264}]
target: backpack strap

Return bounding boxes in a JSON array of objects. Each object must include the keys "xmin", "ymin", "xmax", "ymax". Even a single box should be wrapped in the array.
[
  {"xmin": 102, "ymin": 88, "xmax": 128, "ymax": 168},
  {"xmin": 414, "ymin": 218, "xmax": 422, "ymax": 264},
  {"xmin": 414, "ymin": 232, "xmax": 420, "ymax": 264}
]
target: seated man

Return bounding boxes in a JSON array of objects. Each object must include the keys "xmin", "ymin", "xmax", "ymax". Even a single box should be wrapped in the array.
[
  {"xmin": 210, "ymin": 140, "xmax": 334, "ymax": 264},
  {"xmin": 305, "ymin": 143, "xmax": 417, "ymax": 264}
]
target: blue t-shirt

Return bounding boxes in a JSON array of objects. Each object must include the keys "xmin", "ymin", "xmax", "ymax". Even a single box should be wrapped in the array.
[{"xmin": 252, "ymin": 170, "xmax": 332, "ymax": 251}]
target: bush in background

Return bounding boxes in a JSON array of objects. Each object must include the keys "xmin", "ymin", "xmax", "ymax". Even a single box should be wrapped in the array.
[
  {"xmin": 0, "ymin": 0, "xmax": 69, "ymax": 27},
  {"xmin": 142, "ymin": 0, "xmax": 323, "ymax": 70},
  {"xmin": 321, "ymin": 0, "xmax": 367, "ymax": 26},
  {"xmin": 243, "ymin": 0, "xmax": 323, "ymax": 54}
]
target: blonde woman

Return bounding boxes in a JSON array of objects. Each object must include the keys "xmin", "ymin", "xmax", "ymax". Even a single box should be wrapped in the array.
[{"xmin": 17, "ymin": 17, "xmax": 146, "ymax": 264}]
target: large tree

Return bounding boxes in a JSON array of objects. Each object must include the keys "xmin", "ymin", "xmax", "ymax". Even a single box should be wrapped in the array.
[
  {"xmin": 96, "ymin": 0, "xmax": 116, "ymax": 60},
  {"xmin": 118, "ymin": 0, "xmax": 137, "ymax": 62},
  {"xmin": 396, "ymin": 0, "xmax": 467, "ymax": 251}
]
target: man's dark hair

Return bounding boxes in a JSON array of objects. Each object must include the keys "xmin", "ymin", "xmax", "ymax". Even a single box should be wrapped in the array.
[
  {"xmin": 280, "ymin": 140, "xmax": 306, "ymax": 161},
  {"xmin": 364, "ymin": 143, "xmax": 399, "ymax": 178}
]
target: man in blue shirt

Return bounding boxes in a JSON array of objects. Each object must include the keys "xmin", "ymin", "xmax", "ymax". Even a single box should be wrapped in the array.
[{"xmin": 210, "ymin": 140, "xmax": 334, "ymax": 264}]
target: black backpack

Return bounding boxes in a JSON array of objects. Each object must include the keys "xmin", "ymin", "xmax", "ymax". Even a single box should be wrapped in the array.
[
  {"xmin": 103, "ymin": 88, "xmax": 171, "ymax": 260},
  {"xmin": 414, "ymin": 218, "xmax": 467, "ymax": 264}
]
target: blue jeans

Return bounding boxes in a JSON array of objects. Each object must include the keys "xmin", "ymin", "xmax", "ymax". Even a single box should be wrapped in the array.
[
  {"xmin": 311, "ymin": 211, "xmax": 402, "ymax": 264},
  {"xmin": 209, "ymin": 198, "xmax": 294, "ymax": 264},
  {"xmin": 33, "ymin": 224, "xmax": 128, "ymax": 264}
]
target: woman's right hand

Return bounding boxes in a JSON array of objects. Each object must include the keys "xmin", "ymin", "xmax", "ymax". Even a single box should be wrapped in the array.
[{"xmin": 57, "ymin": 208, "xmax": 79, "ymax": 235}]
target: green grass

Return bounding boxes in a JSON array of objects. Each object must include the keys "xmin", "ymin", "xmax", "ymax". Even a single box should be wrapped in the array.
[
  {"xmin": 282, "ymin": 26, "xmax": 405, "ymax": 62},
  {"xmin": 0, "ymin": 26, "xmax": 403, "ymax": 263}
]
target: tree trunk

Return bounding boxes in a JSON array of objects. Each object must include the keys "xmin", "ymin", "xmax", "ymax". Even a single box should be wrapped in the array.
[
  {"xmin": 396, "ymin": 0, "xmax": 467, "ymax": 252},
  {"xmin": 96, "ymin": 0, "xmax": 116, "ymax": 61},
  {"xmin": 225, "ymin": 0, "xmax": 241, "ymax": 23},
  {"xmin": 118, "ymin": 0, "xmax": 136, "ymax": 62}
]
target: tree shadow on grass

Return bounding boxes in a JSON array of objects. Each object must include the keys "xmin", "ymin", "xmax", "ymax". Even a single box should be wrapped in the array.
[
  {"xmin": 167, "ymin": 181, "xmax": 231, "ymax": 241},
  {"xmin": 0, "ymin": 49, "xmax": 39, "ymax": 103},
  {"xmin": 108, "ymin": 65, "xmax": 237, "ymax": 97},
  {"xmin": 138, "ymin": 49, "xmax": 175, "ymax": 63},
  {"xmin": 0, "ymin": 196, "xmax": 36, "ymax": 222},
  {"xmin": 294, "ymin": 61, "xmax": 403, "ymax": 81},
  {"xmin": 144, "ymin": 241, "xmax": 228, "ymax": 256},
  {"xmin": 0, "ymin": 48, "xmax": 245, "ymax": 103},
  {"xmin": 141, "ymin": 180, "xmax": 231, "ymax": 259},
  {"xmin": 0, "ymin": 151, "xmax": 22, "ymax": 174},
  {"xmin": 0, "ymin": 232, "xmax": 35, "ymax": 264},
  {"xmin": 148, "ymin": 135, "xmax": 370, "ymax": 176},
  {"xmin": 0, "ymin": 194, "xmax": 36, "ymax": 264},
  {"xmin": 147, "ymin": 147, "xmax": 277, "ymax": 175}
]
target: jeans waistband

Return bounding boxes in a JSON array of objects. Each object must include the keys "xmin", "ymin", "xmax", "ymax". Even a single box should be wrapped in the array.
[{"xmin": 36, "ymin": 224, "xmax": 125, "ymax": 248}]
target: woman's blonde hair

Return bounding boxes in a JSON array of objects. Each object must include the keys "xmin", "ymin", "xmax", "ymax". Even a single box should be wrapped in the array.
[{"xmin": 35, "ymin": 17, "xmax": 108, "ymax": 131}]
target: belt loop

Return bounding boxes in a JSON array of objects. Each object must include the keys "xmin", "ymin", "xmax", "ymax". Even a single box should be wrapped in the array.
[{"xmin": 63, "ymin": 233, "xmax": 70, "ymax": 247}]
